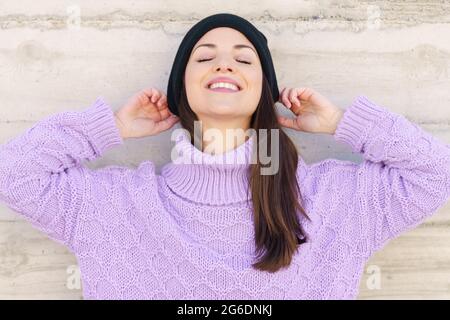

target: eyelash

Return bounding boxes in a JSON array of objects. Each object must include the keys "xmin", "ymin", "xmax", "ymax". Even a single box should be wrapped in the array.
[{"xmin": 197, "ymin": 58, "xmax": 251, "ymax": 65}]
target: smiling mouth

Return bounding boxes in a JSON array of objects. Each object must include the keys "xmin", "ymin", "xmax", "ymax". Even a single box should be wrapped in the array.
[{"xmin": 207, "ymin": 87, "xmax": 241, "ymax": 93}]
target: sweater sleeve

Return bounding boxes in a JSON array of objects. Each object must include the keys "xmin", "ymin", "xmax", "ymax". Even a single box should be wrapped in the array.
[
  {"xmin": 303, "ymin": 96, "xmax": 450, "ymax": 256},
  {"xmin": 0, "ymin": 97, "xmax": 124, "ymax": 252}
]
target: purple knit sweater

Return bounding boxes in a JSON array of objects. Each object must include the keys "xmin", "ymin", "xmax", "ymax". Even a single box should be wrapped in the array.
[{"xmin": 0, "ymin": 96, "xmax": 449, "ymax": 300}]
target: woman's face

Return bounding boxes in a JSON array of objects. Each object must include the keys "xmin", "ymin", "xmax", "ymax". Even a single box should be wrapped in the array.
[{"xmin": 184, "ymin": 27, "xmax": 263, "ymax": 123}]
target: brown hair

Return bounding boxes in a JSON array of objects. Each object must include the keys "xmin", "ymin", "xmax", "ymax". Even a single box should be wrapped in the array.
[{"xmin": 177, "ymin": 74, "xmax": 310, "ymax": 273}]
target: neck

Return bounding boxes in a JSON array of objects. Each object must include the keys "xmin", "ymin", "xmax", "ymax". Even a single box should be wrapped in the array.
[{"xmin": 195, "ymin": 117, "xmax": 252, "ymax": 155}]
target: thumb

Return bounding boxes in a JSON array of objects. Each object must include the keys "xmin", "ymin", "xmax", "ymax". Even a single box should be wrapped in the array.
[
  {"xmin": 277, "ymin": 115, "xmax": 301, "ymax": 131},
  {"xmin": 153, "ymin": 114, "xmax": 179, "ymax": 132}
]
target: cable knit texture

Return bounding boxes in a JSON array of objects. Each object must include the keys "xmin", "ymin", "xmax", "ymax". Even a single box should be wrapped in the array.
[{"xmin": 0, "ymin": 96, "xmax": 449, "ymax": 300}]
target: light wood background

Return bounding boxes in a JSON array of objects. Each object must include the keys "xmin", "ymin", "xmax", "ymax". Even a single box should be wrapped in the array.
[{"xmin": 0, "ymin": 1, "xmax": 449, "ymax": 299}]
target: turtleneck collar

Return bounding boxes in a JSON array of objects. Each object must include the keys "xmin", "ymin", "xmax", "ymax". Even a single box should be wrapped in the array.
[
  {"xmin": 160, "ymin": 129, "xmax": 256, "ymax": 205},
  {"xmin": 160, "ymin": 129, "xmax": 308, "ymax": 206}
]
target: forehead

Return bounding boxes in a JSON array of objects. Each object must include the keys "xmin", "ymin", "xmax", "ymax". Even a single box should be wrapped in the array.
[{"xmin": 194, "ymin": 27, "xmax": 255, "ymax": 50}]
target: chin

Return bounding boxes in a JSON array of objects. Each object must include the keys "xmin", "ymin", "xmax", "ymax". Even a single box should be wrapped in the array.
[{"xmin": 207, "ymin": 105, "xmax": 242, "ymax": 116}]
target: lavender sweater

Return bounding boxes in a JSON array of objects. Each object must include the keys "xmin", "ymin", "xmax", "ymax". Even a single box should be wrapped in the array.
[{"xmin": 0, "ymin": 96, "xmax": 449, "ymax": 300}]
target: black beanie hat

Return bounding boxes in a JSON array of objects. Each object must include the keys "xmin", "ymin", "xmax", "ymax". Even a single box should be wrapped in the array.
[{"xmin": 166, "ymin": 13, "xmax": 279, "ymax": 116}]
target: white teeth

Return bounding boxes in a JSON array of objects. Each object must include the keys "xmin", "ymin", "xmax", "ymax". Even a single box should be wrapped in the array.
[{"xmin": 209, "ymin": 82, "xmax": 239, "ymax": 91}]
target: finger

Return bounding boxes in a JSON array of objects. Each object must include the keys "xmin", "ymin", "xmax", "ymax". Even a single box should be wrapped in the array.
[
  {"xmin": 157, "ymin": 95, "xmax": 167, "ymax": 109},
  {"xmin": 142, "ymin": 88, "xmax": 161, "ymax": 104},
  {"xmin": 159, "ymin": 106, "xmax": 170, "ymax": 119},
  {"xmin": 142, "ymin": 88, "xmax": 154, "ymax": 98},
  {"xmin": 297, "ymin": 87, "xmax": 317, "ymax": 104},
  {"xmin": 151, "ymin": 89, "xmax": 161, "ymax": 103},
  {"xmin": 278, "ymin": 87, "xmax": 286, "ymax": 103},
  {"xmin": 288, "ymin": 89, "xmax": 304, "ymax": 115},
  {"xmin": 154, "ymin": 114, "xmax": 179, "ymax": 132},
  {"xmin": 277, "ymin": 115, "xmax": 300, "ymax": 131},
  {"xmin": 136, "ymin": 91, "xmax": 150, "ymax": 105},
  {"xmin": 289, "ymin": 88, "xmax": 302, "ymax": 107},
  {"xmin": 281, "ymin": 88, "xmax": 292, "ymax": 109},
  {"xmin": 142, "ymin": 88, "xmax": 156, "ymax": 101}
]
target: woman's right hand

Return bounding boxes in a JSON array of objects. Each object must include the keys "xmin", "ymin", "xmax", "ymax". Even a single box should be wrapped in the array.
[{"xmin": 114, "ymin": 88, "xmax": 180, "ymax": 139}]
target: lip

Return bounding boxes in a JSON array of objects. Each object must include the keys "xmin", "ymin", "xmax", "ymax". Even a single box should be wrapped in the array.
[
  {"xmin": 208, "ymin": 87, "xmax": 240, "ymax": 93},
  {"xmin": 206, "ymin": 76, "xmax": 242, "ymax": 91}
]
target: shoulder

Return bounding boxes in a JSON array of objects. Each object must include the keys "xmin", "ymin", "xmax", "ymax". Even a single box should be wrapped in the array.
[{"xmin": 297, "ymin": 156, "xmax": 361, "ymax": 200}]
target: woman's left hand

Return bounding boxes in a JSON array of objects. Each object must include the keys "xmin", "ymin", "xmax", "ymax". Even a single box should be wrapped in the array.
[{"xmin": 277, "ymin": 87, "xmax": 345, "ymax": 135}]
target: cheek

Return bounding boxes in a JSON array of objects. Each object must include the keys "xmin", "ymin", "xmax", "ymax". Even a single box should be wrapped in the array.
[
  {"xmin": 184, "ymin": 68, "xmax": 203, "ymax": 94},
  {"xmin": 247, "ymin": 68, "xmax": 263, "ymax": 87},
  {"xmin": 246, "ymin": 72, "xmax": 263, "ymax": 108},
  {"xmin": 184, "ymin": 62, "xmax": 200, "ymax": 83},
  {"xmin": 247, "ymin": 72, "xmax": 263, "ymax": 95}
]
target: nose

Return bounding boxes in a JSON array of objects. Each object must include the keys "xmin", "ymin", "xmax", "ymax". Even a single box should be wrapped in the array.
[
  {"xmin": 216, "ymin": 66, "xmax": 233, "ymax": 72},
  {"xmin": 214, "ymin": 57, "xmax": 234, "ymax": 72}
]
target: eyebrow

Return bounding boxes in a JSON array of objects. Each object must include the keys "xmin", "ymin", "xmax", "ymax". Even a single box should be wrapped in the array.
[{"xmin": 193, "ymin": 43, "xmax": 257, "ymax": 54}]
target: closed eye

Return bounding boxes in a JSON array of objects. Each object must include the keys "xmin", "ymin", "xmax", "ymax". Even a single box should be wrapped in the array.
[{"xmin": 197, "ymin": 58, "xmax": 251, "ymax": 65}]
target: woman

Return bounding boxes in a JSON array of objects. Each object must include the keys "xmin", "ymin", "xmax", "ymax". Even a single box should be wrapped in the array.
[{"xmin": 0, "ymin": 13, "xmax": 449, "ymax": 300}]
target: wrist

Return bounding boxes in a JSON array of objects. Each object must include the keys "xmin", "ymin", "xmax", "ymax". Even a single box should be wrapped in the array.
[
  {"xmin": 327, "ymin": 108, "xmax": 345, "ymax": 135},
  {"xmin": 114, "ymin": 114, "xmax": 128, "ymax": 140}
]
